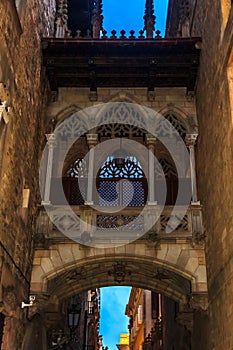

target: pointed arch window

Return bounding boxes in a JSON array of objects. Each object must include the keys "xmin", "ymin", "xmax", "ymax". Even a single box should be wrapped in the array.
[
  {"xmin": 96, "ymin": 155, "xmax": 147, "ymax": 206},
  {"xmin": 61, "ymin": 158, "xmax": 88, "ymax": 205},
  {"xmin": 156, "ymin": 113, "xmax": 187, "ymax": 140}
]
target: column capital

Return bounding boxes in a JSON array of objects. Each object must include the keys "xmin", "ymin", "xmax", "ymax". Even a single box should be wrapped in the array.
[
  {"xmin": 86, "ymin": 133, "xmax": 98, "ymax": 149},
  {"xmin": 185, "ymin": 133, "xmax": 198, "ymax": 147},
  {"xmin": 45, "ymin": 133, "xmax": 56, "ymax": 146},
  {"xmin": 146, "ymin": 134, "xmax": 157, "ymax": 147}
]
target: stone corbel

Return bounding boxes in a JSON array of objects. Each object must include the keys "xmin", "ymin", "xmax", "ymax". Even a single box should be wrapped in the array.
[
  {"xmin": 147, "ymin": 89, "xmax": 155, "ymax": 102},
  {"xmin": 89, "ymin": 88, "xmax": 98, "ymax": 101},
  {"xmin": 186, "ymin": 91, "xmax": 195, "ymax": 102},
  {"xmin": 188, "ymin": 292, "xmax": 208, "ymax": 312},
  {"xmin": 176, "ymin": 310, "xmax": 194, "ymax": 332}
]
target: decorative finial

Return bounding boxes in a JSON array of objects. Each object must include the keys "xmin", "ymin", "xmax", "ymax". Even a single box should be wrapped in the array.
[
  {"xmin": 143, "ymin": 0, "xmax": 156, "ymax": 38},
  {"xmin": 92, "ymin": 0, "xmax": 103, "ymax": 38}
]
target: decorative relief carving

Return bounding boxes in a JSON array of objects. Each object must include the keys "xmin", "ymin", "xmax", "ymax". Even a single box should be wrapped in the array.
[
  {"xmin": 156, "ymin": 113, "xmax": 187, "ymax": 139},
  {"xmin": 155, "ymin": 158, "xmax": 177, "ymax": 179},
  {"xmin": 160, "ymin": 214, "xmax": 189, "ymax": 232},
  {"xmin": 99, "ymin": 156, "xmax": 143, "ymax": 179},
  {"xmin": 188, "ymin": 293, "xmax": 208, "ymax": 312},
  {"xmin": 55, "ymin": 0, "xmax": 69, "ymax": 38},
  {"xmin": 56, "ymin": 113, "xmax": 89, "ymax": 141},
  {"xmin": 108, "ymin": 262, "xmax": 131, "ymax": 283},
  {"xmin": 67, "ymin": 158, "xmax": 88, "ymax": 178},
  {"xmin": 98, "ymin": 103, "xmax": 147, "ymax": 131},
  {"xmin": 144, "ymin": 0, "xmax": 156, "ymax": 38},
  {"xmin": 97, "ymin": 214, "xmax": 144, "ymax": 231},
  {"xmin": 97, "ymin": 123, "xmax": 145, "ymax": 139}
]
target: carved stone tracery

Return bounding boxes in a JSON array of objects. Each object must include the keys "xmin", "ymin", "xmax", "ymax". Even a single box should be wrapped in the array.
[{"xmin": 156, "ymin": 113, "xmax": 187, "ymax": 139}]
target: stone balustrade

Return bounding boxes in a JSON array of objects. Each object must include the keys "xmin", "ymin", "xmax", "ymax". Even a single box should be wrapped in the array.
[
  {"xmin": 62, "ymin": 28, "xmax": 162, "ymax": 40},
  {"xmin": 36, "ymin": 204, "xmax": 204, "ymax": 245}
]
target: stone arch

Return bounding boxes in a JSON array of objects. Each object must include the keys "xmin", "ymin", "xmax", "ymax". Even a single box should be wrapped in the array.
[
  {"xmin": 31, "ymin": 242, "xmax": 207, "ymax": 309},
  {"xmin": 158, "ymin": 105, "xmax": 196, "ymax": 134},
  {"xmin": 46, "ymin": 104, "xmax": 89, "ymax": 133},
  {"xmin": 95, "ymin": 102, "xmax": 152, "ymax": 133}
]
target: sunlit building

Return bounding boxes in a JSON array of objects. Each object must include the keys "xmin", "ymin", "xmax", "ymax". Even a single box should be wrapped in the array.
[
  {"xmin": 126, "ymin": 288, "xmax": 192, "ymax": 350},
  {"xmin": 116, "ymin": 333, "xmax": 130, "ymax": 350}
]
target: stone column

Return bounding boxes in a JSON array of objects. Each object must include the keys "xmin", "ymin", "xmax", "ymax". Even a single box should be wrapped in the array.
[
  {"xmin": 146, "ymin": 134, "xmax": 157, "ymax": 205},
  {"xmin": 85, "ymin": 134, "xmax": 98, "ymax": 205},
  {"xmin": 42, "ymin": 134, "xmax": 56, "ymax": 206},
  {"xmin": 185, "ymin": 134, "xmax": 200, "ymax": 205}
]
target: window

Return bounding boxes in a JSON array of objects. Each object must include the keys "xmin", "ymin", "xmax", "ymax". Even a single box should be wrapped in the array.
[
  {"xmin": 97, "ymin": 155, "xmax": 147, "ymax": 206},
  {"xmin": 137, "ymin": 305, "xmax": 143, "ymax": 324}
]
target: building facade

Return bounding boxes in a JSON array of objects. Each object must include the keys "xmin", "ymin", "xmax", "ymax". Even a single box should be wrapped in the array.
[
  {"xmin": 0, "ymin": 0, "xmax": 232, "ymax": 350},
  {"xmin": 126, "ymin": 288, "xmax": 192, "ymax": 350}
]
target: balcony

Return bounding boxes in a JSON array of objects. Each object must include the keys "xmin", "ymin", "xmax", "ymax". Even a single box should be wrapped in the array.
[{"xmin": 36, "ymin": 202, "xmax": 203, "ymax": 244}]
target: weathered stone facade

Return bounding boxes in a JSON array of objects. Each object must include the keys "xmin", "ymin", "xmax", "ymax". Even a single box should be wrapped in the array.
[
  {"xmin": 0, "ymin": 1, "xmax": 232, "ymax": 350},
  {"xmin": 167, "ymin": 1, "xmax": 233, "ymax": 349},
  {"xmin": 193, "ymin": 3, "xmax": 233, "ymax": 350},
  {"xmin": 0, "ymin": 1, "xmax": 55, "ymax": 348}
]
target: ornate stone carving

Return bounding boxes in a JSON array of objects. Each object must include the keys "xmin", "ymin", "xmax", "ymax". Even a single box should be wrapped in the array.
[
  {"xmin": 56, "ymin": 113, "xmax": 89, "ymax": 141},
  {"xmin": 191, "ymin": 230, "xmax": 206, "ymax": 247},
  {"xmin": 185, "ymin": 133, "xmax": 198, "ymax": 147},
  {"xmin": 141, "ymin": 231, "xmax": 160, "ymax": 246},
  {"xmin": 147, "ymin": 89, "xmax": 155, "ymax": 101},
  {"xmin": 188, "ymin": 292, "xmax": 208, "ymax": 312},
  {"xmin": 144, "ymin": 0, "xmax": 156, "ymax": 38},
  {"xmin": 55, "ymin": 0, "xmax": 69, "ymax": 38},
  {"xmin": 67, "ymin": 158, "xmax": 88, "ymax": 178},
  {"xmin": 98, "ymin": 103, "xmax": 147, "ymax": 131},
  {"xmin": 153, "ymin": 267, "xmax": 171, "ymax": 280},
  {"xmin": 176, "ymin": 310, "xmax": 194, "ymax": 332},
  {"xmin": 91, "ymin": 0, "xmax": 103, "ymax": 38},
  {"xmin": 67, "ymin": 267, "xmax": 86, "ymax": 281},
  {"xmin": 108, "ymin": 262, "xmax": 131, "ymax": 283},
  {"xmin": 156, "ymin": 113, "xmax": 187, "ymax": 139}
]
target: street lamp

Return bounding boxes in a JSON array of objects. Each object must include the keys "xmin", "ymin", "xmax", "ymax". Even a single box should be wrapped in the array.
[{"xmin": 68, "ymin": 304, "xmax": 81, "ymax": 340}]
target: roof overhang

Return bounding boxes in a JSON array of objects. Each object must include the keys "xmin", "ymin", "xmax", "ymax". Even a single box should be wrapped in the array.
[{"xmin": 41, "ymin": 37, "xmax": 201, "ymax": 92}]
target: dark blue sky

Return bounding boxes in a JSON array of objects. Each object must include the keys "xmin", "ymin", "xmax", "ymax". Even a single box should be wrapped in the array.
[{"xmin": 102, "ymin": 0, "xmax": 169, "ymax": 37}]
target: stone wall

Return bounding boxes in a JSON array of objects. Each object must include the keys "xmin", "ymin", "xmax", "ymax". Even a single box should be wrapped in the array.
[
  {"xmin": 0, "ymin": 0, "xmax": 55, "ymax": 348},
  {"xmin": 191, "ymin": 1, "xmax": 233, "ymax": 350}
]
